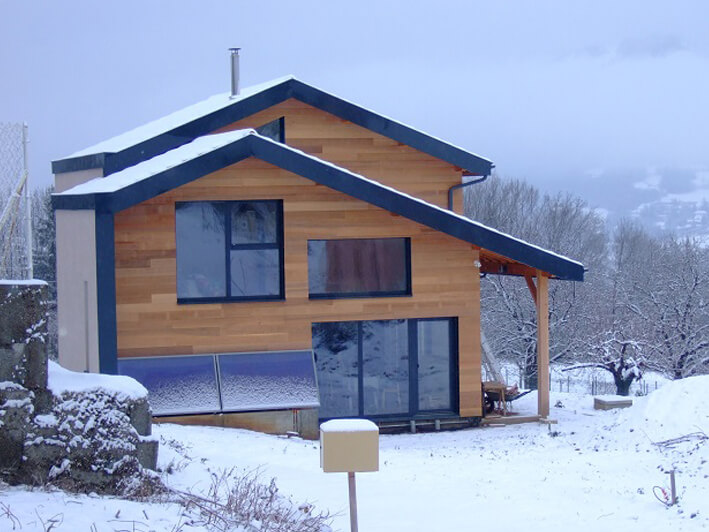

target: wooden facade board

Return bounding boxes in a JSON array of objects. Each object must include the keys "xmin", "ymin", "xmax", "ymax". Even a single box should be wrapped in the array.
[
  {"xmin": 213, "ymin": 99, "xmax": 464, "ymax": 210},
  {"xmin": 114, "ymin": 159, "xmax": 482, "ymax": 415}
]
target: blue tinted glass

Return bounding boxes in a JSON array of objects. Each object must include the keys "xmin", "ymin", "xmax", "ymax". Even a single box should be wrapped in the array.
[
  {"xmin": 362, "ymin": 320, "xmax": 409, "ymax": 416},
  {"xmin": 418, "ymin": 320, "xmax": 452, "ymax": 411},
  {"xmin": 230, "ymin": 249, "xmax": 280, "ymax": 296},
  {"xmin": 313, "ymin": 322, "xmax": 359, "ymax": 418},
  {"xmin": 231, "ymin": 202, "xmax": 278, "ymax": 244},
  {"xmin": 217, "ymin": 351, "xmax": 318, "ymax": 411},
  {"xmin": 118, "ymin": 355, "xmax": 220, "ymax": 416},
  {"xmin": 176, "ymin": 203, "xmax": 227, "ymax": 298},
  {"xmin": 308, "ymin": 238, "xmax": 409, "ymax": 296}
]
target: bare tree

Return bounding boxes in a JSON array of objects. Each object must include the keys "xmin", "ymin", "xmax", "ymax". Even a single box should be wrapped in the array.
[
  {"xmin": 631, "ymin": 237, "xmax": 709, "ymax": 378},
  {"xmin": 466, "ymin": 175, "xmax": 607, "ymax": 388}
]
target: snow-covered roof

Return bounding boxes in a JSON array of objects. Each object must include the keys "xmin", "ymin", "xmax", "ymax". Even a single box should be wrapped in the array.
[
  {"xmin": 52, "ymin": 76, "xmax": 493, "ymax": 177},
  {"xmin": 67, "ymin": 77, "xmax": 294, "ymax": 159},
  {"xmin": 57, "ymin": 130, "xmax": 255, "ymax": 195},
  {"xmin": 55, "ymin": 130, "xmax": 584, "ymax": 280}
]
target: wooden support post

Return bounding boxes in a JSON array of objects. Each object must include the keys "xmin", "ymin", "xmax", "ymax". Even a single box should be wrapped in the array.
[
  {"xmin": 348, "ymin": 471, "xmax": 359, "ymax": 532},
  {"xmin": 524, "ymin": 275, "xmax": 537, "ymax": 305},
  {"xmin": 536, "ymin": 271, "xmax": 550, "ymax": 418}
]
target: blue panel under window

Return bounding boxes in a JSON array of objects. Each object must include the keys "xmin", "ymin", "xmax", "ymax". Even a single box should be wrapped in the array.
[
  {"xmin": 217, "ymin": 351, "xmax": 319, "ymax": 412},
  {"xmin": 118, "ymin": 355, "xmax": 220, "ymax": 416}
]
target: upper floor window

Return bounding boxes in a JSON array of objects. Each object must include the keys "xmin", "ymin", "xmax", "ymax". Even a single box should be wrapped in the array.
[
  {"xmin": 176, "ymin": 200, "xmax": 284, "ymax": 303},
  {"xmin": 256, "ymin": 117, "xmax": 285, "ymax": 143},
  {"xmin": 308, "ymin": 238, "xmax": 411, "ymax": 299}
]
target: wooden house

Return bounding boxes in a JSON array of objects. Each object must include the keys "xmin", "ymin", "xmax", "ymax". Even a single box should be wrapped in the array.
[{"xmin": 52, "ymin": 74, "xmax": 584, "ymax": 437}]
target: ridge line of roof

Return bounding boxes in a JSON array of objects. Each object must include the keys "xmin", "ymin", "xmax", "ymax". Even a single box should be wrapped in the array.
[{"xmin": 52, "ymin": 76, "xmax": 493, "ymax": 177}]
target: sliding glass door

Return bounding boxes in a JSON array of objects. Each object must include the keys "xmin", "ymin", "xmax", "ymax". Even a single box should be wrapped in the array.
[{"xmin": 313, "ymin": 318, "xmax": 457, "ymax": 420}]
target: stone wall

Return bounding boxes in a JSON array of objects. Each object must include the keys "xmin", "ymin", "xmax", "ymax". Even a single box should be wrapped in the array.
[{"xmin": 0, "ymin": 281, "xmax": 158, "ymax": 493}]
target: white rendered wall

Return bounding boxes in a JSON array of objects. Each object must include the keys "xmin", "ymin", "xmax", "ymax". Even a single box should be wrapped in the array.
[
  {"xmin": 55, "ymin": 209, "xmax": 99, "ymax": 372},
  {"xmin": 54, "ymin": 168, "xmax": 103, "ymax": 193}
]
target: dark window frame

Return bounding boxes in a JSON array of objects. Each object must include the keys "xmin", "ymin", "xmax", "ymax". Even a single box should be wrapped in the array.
[
  {"xmin": 307, "ymin": 237, "xmax": 412, "ymax": 300},
  {"xmin": 313, "ymin": 317, "xmax": 458, "ymax": 422},
  {"xmin": 176, "ymin": 199, "xmax": 285, "ymax": 304}
]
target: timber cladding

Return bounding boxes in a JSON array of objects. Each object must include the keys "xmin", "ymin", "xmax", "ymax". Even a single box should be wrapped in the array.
[
  {"xmin": 114, "ymin": 159, "xmax": 482, "ymax": 416},
  {"xmin": 214, "ymin": 99, "xmax": 466, "ymax": 211}
]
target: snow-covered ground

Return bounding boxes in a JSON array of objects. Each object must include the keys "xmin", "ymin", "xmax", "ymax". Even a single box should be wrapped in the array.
[{"xmin": 2, "ymin": 377, "xmax": 708, "ymax": 531}]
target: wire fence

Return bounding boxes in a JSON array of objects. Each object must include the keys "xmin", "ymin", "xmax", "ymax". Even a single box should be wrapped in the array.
[
  {"xmin": 0, "ymin": 122, "xmax": 31, "ymax": 279},
  {"xmin": 499, "ymin": 364, "xmax": 663, "ymax": 397}
]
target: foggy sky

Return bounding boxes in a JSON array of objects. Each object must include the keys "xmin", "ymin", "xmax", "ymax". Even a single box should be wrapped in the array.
[{"xmin": 1, "ymin": 1, "xmax": 708, "ymax": 216}]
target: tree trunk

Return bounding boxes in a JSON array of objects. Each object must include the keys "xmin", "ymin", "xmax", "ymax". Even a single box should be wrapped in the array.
[
  {"xmin": 613, "ymin": 374, "xmax": 633, "ymax": 396},
  {"xmin": 525, "ymin": 356, "xmax": 538, "ymax": 390}
]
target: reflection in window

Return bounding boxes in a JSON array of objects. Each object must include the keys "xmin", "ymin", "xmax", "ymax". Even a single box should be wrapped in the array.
[
  {"xmin": 218, "ymin": 351, "xmax": 318, "ymax": 412},
  {"xmin": 255, "ymin": 117, "xmax": 285, "ymax": 143},
  {"xmin": 362, "ymin": 320, "xmax": 409, "ymax": 416},
  {"xmin": 313, "ymin": 318, "xmax": 457, "ymax": 420},
  {"xmin": 417, "ymin": 320, "xmax": 452, "ymax": 411},
  {"xmin": 118, "ymin": 355, "xmax": 220, "ymax": 416},
  {"xmin": 231, "ymin": 202, "xmax": 278, "ymax": 244},
  {"xmin": 313, "ymin": 322, "xmax": 359, "ymax": 418},
  {"xmin": 176, "ymin": 200, "xmax": 283, "ymax": 302},
  {"xmin": 308, "ymin": 238, "xmax": 410, "ymax": 298},
  {"xmin": 176, "ymin": 203, "xmax": 227, "ymax": 298}
]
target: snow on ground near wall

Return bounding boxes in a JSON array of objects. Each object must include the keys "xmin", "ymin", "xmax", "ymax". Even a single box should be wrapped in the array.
[
  {"xmin": 47, "ymin": 360, "xmax": 148, "ymax": 400},
  {"xmin": 2, "ymin": 378, "xmax": 708, "ymax": 531}
]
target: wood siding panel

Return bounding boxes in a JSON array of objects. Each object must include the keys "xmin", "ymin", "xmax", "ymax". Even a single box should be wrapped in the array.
[
  {"xmin": 213, "ymin": 99, "xmax": 465, "ymax": 210},
  {"xmin": 114, "ymin": 157, "xmax": 482, "ymax": 415}
]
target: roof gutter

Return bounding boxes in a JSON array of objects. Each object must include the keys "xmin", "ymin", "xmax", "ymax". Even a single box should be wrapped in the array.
[{"xmin": 447, "ymin": 170, "xmax": 492, "ymax": 211}]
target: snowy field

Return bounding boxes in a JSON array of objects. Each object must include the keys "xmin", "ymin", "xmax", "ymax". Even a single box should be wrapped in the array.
[{"xmin": 2, "ymin": 377, "xmax": 708, "ymax": 531}]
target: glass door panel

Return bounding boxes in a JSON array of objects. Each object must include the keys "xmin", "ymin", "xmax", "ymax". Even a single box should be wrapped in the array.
[
  {"xmin": 312, "ymin": 322, "xmax": 359, "ymax": 418},
  {"xmin": 362, "ymin": 320, "xmax": 409, "ymax": 416},
  {"xmin": 417, "ymin": 320, "xmax": 452, "ymax": 412}
]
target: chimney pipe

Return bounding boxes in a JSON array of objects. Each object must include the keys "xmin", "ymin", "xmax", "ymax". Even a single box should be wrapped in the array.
[{"xmin": 229, "ymin": 48, "xmax": 241, "ymax": 97}]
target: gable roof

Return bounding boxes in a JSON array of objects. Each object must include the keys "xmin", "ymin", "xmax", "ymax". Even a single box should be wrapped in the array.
[
  {"xmin": 54, "ymin": 130, "xmax": 583, "ymax": 282},
  {"xmin": 52, "ymin": 76, "xmax": 493, "ymax": 177}
]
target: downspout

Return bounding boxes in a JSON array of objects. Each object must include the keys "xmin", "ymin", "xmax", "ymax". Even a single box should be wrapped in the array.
[{"xmin": 448, "ymin": 170, "xmax": 492, "ymax": 211}]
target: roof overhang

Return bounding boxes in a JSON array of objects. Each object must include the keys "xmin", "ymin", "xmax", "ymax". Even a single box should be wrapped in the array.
[
  {"xmin": 53, "ymin": 132, "xmax": 583, "ymax": 282},
  {"xmin": 52, "ymin": 78, "xmax": 493, "ymax": 178}
]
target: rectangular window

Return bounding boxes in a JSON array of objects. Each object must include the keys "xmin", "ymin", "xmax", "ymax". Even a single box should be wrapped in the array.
[
  {"xmin": 313, "ymin": 318, "xmax": 457, "ymax": 420},
  {"xmin": 308, "ymin": 238, "xmax": 411, "ymax": 299},
  {"xmin": 176, "ymin": 200, "xmax": 284, "ymax": 303}
]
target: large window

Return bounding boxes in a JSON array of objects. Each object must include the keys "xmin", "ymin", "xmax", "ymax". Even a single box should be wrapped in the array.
[
  {"xmin": 308, "ymin": 238, "xmax": 411, "ymax": 299},
  {"xmin": 313, "ymin": 318, "xmax": 457, "ymax": 420},
  {"xmin": 118, "ymin": 350, "xmax": 319, "ymax": 416},
  {"xmin": 176, "ymin": 200, "xmax": 284, "ymax": 303}
]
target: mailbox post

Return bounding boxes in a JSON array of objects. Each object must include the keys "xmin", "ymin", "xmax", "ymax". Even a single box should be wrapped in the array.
[{"xmin": 320, "ymin": 419, "xmax": 379, "ymax": 532}]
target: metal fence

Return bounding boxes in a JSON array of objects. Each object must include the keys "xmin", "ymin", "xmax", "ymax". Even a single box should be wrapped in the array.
[{"xmin": 0, "ymin": 122, "xmax": 31, "ymax": 279}]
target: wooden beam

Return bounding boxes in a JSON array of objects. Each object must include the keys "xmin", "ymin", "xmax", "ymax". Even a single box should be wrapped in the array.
[
  {"xmin": 524, "ymin": 275, "xmax": 537, "ymax": 305},
  {"xmin": 479, "ymin": 258, "xmax": 536, "ymax": 278},
  {"xmin": 536, "ymin": 271, "xmax": 550, "ymax": 418}
]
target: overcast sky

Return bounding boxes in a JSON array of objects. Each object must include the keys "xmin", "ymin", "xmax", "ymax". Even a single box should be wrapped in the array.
[{"xmin": 2, "ymin": 1, "xmax": 709, "ymax": 218}]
